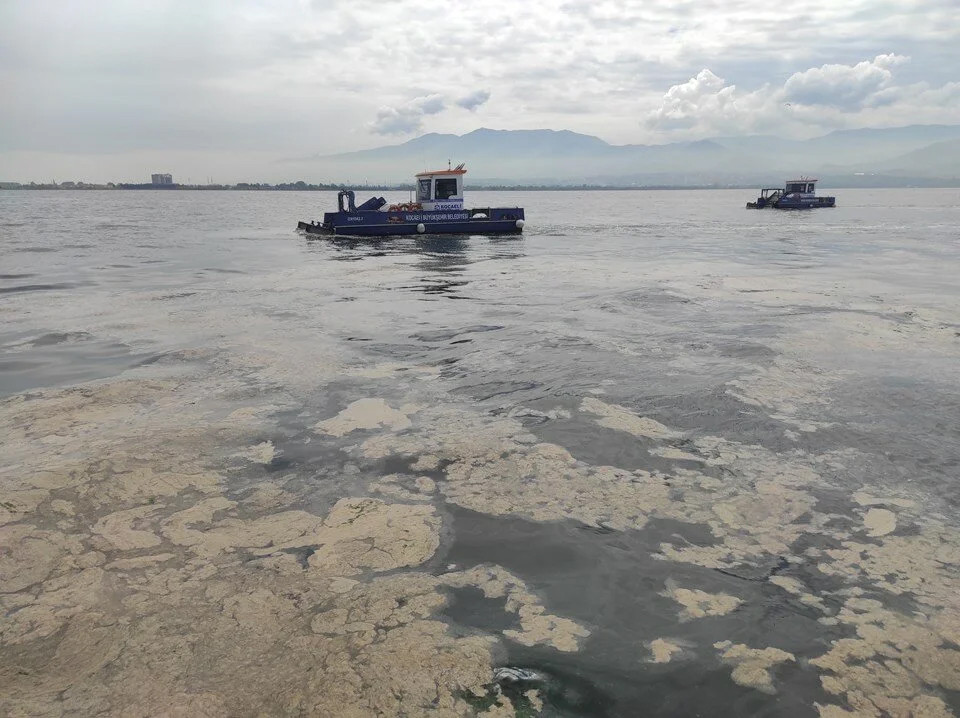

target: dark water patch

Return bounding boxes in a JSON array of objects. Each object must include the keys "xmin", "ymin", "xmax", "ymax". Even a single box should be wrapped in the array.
[
  {"xmin": 354, "ymin": 340, "xmax": 432, "ymax": 365},
  {"xmin": 713, "ymin": 556, "xmax": 790, "ymax": 584},
  {"xmin": 28, "ymin": 331, "xmax": 93, "ymax": 346},
  {"xmin": 709, "ymin": 339, "xmax": 778, "ymax": 361},
  {"xmin": 619, "ymin": 289, "xmax": 695, "ymax": 306},
  {"xmin": 0, "ymin": 273, "xmax": 37, "ymax": 280},
  {"xmin": 135, "ymin": 352, "xmax": 171, "ymax": 366},
  {"xmin": 264, "ymin": 456, "xmax": 295, "ymax": 472},
  {"xmin": 223, "ymin": 432, "xmax": 363, "ymax": 515},
  {"xmin": 0, "ymin": 359, "xmax": 39, "ymax": 371},
  {"xmin": 278, "ymin": 546, "xmax": 315, "ymax": 569},
  {"xmin": 637, "ymin": 386, "xmax": 803, "ymax": 450},
  {"xmin": 423, "ymin": 334, "xmax": 762, "ymax": 418},
  {"xmin": 399, "ymin": 278, "xmax": 471, "ymax": 296},
  {"xmin": 13, "ymin": 246, "xmax": 59, "ymax": 253},
  {"xmin": 807, "ymin": 380, "xmax": 960, "ymax": 507},
  {"xmin": 533, "ymin": 416, "xmax": 673, "ymax": 473},
  {"xmin": 414, "ymin": 330, "xmax": 465, "ymax": 343},
  {"xmin": 454, "ymin": 380, "xmax": 542, "ymax": 402},
  {"xmin": 444, "ymin": 506, "xmax": 835, "ymax": 717},
  {"xmin": 0, "ymin": 335, "xmax": 147, "ymax": 396},
  {"xmin": 236, "ymin": 395, "xmax": 427, "ymax": 508},
  {"xmin": 152, "ymin": 291, "xmax": 198, "ymax": 300},
  {"xmin": 132, "ymin": 349, "xmax": 212, "ymax": 368},
  {"xmin": 413, "ymin": 325, "xmax": 505, "ymax": 343},
  {"xmin": 265, "ymin": 310, "xmax": 302, "ymax": 320},
  {"xmin": 0, "ymin": 282, "xmax": 84, "ymax": 295},
  {"xmin": 201, "ymin": 267, "xmax": 247, "ymax": 274},
  {"xmin": 444, "ymin": 586, "xmax": 517, "ymax": 632},
  {"xmin": 646, "ymin": 516, "xmax": 718, "ymax": 549}
]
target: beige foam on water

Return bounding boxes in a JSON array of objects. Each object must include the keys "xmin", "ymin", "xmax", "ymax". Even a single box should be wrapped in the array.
[
  {"xmin": 0, "ymin": 369, "xmax": 592, "ymax": 716},
  {"xmin": 580, "ymin": 396, "xmax": 681, "ymax": 440},
  {"xmin": 662, "ymin": 580, "xmax": 743, "ymax": 621},
  {"xmin": 315, "ymin": 398, "xmax": 416, "ymax": 436},
  {"xmin": 862, "ymin": 507, "xmax": 897, "ymax": 537},
  {"xmin": 235, "ymin": 440, "xmax": 277, "ymax": 464},
  {"xmin": 355, "ymin": 390, "xmax": 960, "ymax": 714},
  {"xmin": 4, "ymin": 254, "xmax": 960, "ymax": 717},
  {"xmin": 714, "ymin": 641, "xmax": 796, "ymax": 694},
  {"xmin": 646, "ymin": 638, "xmax": 686, "ymax": 664}
]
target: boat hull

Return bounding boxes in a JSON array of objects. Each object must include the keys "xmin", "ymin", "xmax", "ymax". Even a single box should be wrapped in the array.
[
  {"xmin": 747, "ymin": 195, "xmax": 836, "ymax": 209},
  {"xmin": 775, "ymin": 196, "xmax": 836, "ymax": 209},
  {"xmin": 298, "ymin": 207, "xmax": 525, "ymax": 237}
]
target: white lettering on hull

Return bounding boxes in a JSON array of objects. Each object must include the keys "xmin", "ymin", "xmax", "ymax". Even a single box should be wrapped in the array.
[{"xmin": 403, "ymin": 213, "xmax": 471, "ymax": 222}]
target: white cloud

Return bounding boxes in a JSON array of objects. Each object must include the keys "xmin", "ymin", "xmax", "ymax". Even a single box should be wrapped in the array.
[
  {"xmin": 368, "ymin": 94, "xmax": 446, "ymax": 135},
  {"xmin": 644, "ymin": 54, "xmax": 960, "ymax": 139},
  {"xmin": 783, "ymin": 54, "xmax": 908, "ymax": 109},
  {"xmin": 644, "ymin": 69, "xmax": 734, "ymax": 129},
  {"xmin": 456, "ymin": 90, "xmax": 491, "ymax": 111}
]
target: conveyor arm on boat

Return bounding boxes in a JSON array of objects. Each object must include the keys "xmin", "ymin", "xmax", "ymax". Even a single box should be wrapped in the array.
[{"xmin": 355, "ymin": 196, "xmax": 386, "ymax": 212}]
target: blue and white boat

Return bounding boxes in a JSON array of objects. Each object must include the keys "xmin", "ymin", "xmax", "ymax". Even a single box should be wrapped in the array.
[
  {"xmin": 746, "ymin": 178, "xmax": 836, "ymax": 209},
  {"xmin": 297, "ymin": 164, "xmax": 525, "ymax": 237}
]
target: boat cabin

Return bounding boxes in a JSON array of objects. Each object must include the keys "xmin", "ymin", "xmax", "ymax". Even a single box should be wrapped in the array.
[
  {"xmin": 785, "ymin": 179, "xmax": 818, "ymax": 195},
  {"xmin": 416, "ymin": 164, "xmax": 466, "ymax": 211}
]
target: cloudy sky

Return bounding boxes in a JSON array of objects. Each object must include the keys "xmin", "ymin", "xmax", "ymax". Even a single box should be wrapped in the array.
[{"xmin": 2, "ymin": 0, "xmax": 958, "ymax": 182}]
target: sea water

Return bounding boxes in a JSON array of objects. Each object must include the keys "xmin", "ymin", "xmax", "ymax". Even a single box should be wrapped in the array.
[{"xmin": 2, "ymin": 189, "xmax": 959, "ymax": 716}]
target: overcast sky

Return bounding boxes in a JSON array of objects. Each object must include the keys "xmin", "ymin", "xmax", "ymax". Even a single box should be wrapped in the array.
[{"xmin": 2, "ymin": 0, "xmax": 958, "ymax": 182}]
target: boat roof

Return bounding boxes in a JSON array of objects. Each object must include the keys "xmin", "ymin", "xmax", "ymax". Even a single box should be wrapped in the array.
[
  {"xmin": 415, "ymin": 168, "xmax": 467, "ymax": 177},
  {"xmin": 787, "ymin": 178, "xmax": 818, "ymax": 183}
]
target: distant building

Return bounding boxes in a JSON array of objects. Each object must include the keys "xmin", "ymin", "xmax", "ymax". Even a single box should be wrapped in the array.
[
  {"xmin": 151, "ymin": 173, "xmax": 173, "ymax": 185},
  {"xmin": 0, "ymin": 181, "xmax": 22, "ymax": 189}
]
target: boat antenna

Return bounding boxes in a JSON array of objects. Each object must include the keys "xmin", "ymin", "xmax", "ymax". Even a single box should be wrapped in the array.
[{"xmin": 448, "ymin": 159, "xmax": 451, "ymax": 170}]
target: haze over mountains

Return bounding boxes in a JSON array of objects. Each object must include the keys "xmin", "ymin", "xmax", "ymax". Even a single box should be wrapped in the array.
[{"xmin": 296, "ymin": 125, "xmax": 960, "ymax": 187}]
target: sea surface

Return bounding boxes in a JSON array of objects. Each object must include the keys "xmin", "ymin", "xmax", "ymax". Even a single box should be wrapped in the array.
[{"xmin": 2, "ymin": 189, "xmax": 960, "ymax": 717}]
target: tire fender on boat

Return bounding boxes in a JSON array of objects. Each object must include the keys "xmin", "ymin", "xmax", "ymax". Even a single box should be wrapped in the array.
[
  {"xmin": 515, "ymin": 219, "xmax": 525, "ymax": 229},
  {"xmin": 416, "ymin": 223, "xmax": 426, "ymax": 234}
]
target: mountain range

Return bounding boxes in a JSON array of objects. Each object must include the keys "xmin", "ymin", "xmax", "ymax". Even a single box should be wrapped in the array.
[{"xmin": 293, "ymin": 125, "xmax": 960, "ymax": 187}]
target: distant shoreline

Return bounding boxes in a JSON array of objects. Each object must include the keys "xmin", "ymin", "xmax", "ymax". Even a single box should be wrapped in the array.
[
  {"xmin": 3, "ymin": 183, "xmax": 763, "ymax": 192},
  {"xmin": 3, "ymin": 180, "xmax": 960, "ymax": 191}
]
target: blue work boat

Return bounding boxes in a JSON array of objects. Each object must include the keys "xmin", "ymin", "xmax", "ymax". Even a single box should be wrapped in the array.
[
  {"xmin": 297, "ymin": 164, "xmax": 525, "ymax": 237},
  {"xmin": 746, "ymin": 178, "xmax": 836, "ymax": 209}
]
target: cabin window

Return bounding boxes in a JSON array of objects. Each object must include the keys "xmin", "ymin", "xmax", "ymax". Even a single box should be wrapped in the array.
[
  {"xmin": 417, "ymin": 179, "xmax": 431, "ymax": 201},
  {"xmin": 807, "ymin": 183, "xmax": 815, "ymax": 193},
  {"xmin": 435, "ymin": 178, "xmax": 458, "ymax": 200}
]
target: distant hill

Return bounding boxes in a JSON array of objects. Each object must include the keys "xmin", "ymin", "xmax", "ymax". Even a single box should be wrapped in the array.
[
  {"xmin": 291, "ymin": 124, "xmax": 960, "ymax": 186},
  {"xmin": 866, "ymin": 138, "xmax": 960, "ymax": 177}
]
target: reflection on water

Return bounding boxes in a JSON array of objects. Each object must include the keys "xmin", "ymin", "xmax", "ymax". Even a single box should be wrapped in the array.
[
  {"xmin": 2, "ymin": 189, "xmax": 960, "ymax": 717},
  {"xmin": 306, "ymin": 233, "xmax": 526, "ymax": 299}
]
